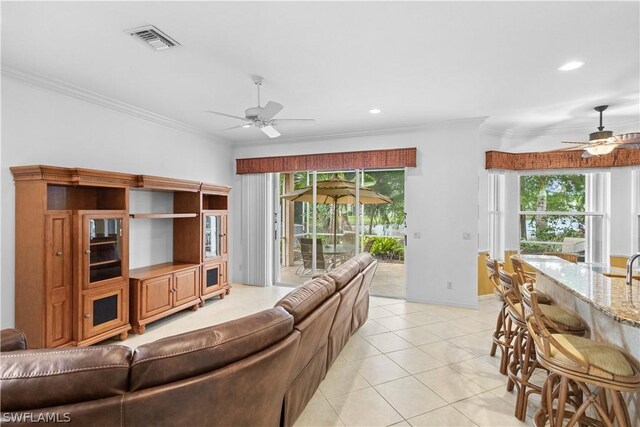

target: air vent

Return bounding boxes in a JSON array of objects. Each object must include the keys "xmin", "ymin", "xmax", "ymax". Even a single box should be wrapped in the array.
[{"xmin": 127, "ymin": 25, "xmax": 180, "ymax": 51}]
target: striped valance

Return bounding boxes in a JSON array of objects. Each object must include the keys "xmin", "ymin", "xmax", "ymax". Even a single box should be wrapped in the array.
[
  {"xmin": 236, "ymin": 148, "xmax": 417, "ymax": 174},
  {"xmin": 486, "ymin": 149, "xmax": 640, "ymax": 171}
]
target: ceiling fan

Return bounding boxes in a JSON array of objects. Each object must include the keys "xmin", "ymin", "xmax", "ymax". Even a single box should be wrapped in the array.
[
  {"xmin": 560, "ymin": 105, "xmax": 640, "ymax": 158},
  {"xmin": 206, "ymin": 75, "xmax": 315, "ymax": 139}
]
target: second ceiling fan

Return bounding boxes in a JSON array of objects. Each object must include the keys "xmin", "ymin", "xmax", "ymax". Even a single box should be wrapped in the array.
[
  {"xmin": 206, "ymin": 75, "xmax": 315, "ymax": 139},
  {"xmin": 561, "ymin": 105, "xmax": 640, "ymax": 157}
]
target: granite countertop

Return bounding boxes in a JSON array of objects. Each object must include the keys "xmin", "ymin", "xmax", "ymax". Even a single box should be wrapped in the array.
[{"xmin": 519, "ymin": 255, "xmax": 640, "ymax": 328}]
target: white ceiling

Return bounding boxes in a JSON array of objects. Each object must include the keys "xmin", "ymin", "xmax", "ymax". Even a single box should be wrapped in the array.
[{"xmin": 2, "ymin": 1, "xmax": 639, "ymax": 144}]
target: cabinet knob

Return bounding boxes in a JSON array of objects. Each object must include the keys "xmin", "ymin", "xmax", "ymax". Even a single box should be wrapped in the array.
[
  {"xmin": 84, "ymin": 313, "xmax": 90, "ymax": 319},
  {"xmin": 56, "ymin": 251, "xmax": 63, "ymax": 256},
  {"xmin": 85, "ymin": 249, "xmax": 91, "ymax": 255}
]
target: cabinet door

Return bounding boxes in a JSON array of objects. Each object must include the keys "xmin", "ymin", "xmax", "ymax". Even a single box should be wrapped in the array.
[
  {"xmin": 221, "ymin": 214, "xmax": 228, "ymax": 256},
  {"xmin": 81, "ymin": 287, "xmax": 127, "ymax": 339},
  {"xmin": 140, "ymin": 274, "xmax": 173, "ymax": 319},
  {"xmin": 202, "ymin": 262, "xmax": 222, "ymax": 295},
  {"xmin": 81, "ymin": 212, "xmax": 128, "ymax": 289},
  {"xmin": 173, "ymin": 268, "xmax": 199, "ymax": 306},
  {"xmin": 45, "ymin": 213, "xmax": 73, "ymax": 347},
  {"xmin": 219, "ymin": 261, "xmax": 228, "ymax": 286}
]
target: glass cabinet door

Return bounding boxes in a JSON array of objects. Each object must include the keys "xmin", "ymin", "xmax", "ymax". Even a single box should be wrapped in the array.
[
  {"xmin": 204, "ymin": 214, "xmax": 222, "ymax": 259},
  {"xmin": 88, "ymin": 217, "xmax": 123, "ymax": 283}
]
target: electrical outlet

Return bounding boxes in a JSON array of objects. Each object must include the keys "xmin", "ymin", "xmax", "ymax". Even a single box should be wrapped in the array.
[
  {"xmin": 413, "ymin": 232, "xmax": 421, "ymax": 239},
  {"xmin": 462, "ymin": 232, "xmax": 472, "ymax": 240},
  {"xmin": 447, "ymin": 281, "xmax": 453, "ymax": 290}
]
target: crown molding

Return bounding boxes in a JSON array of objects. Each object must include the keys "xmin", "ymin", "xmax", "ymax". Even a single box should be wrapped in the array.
[
  {"xmin": 1, "ymin": 66, "xmax": 231, "ymax": 143},
  {"xmin": 233, "ymin": 116, "xmax": 489, "ymax": 147},
  {"xmin": 481, "ymin": 118, "xmax": 640, "ymax": 140}
]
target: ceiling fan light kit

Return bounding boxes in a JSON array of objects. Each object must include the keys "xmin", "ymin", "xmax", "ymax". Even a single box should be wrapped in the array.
[
  {"xmin": 560, "ymin": 105, "xmax": 640, "ymax": 157},
  {"xmin": 205, "ymin": 75, "xmax": 315, "ymax": 139}
]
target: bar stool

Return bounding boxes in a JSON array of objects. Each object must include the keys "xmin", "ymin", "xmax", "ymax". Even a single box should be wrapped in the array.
[
  {"xmin": 526, "ymin": 290, "xmax": 640, "ymax": 427},
  {"xmin": 543, "ymin": 252, "xmax": 578, "ymax": 263},
  {"xmin": 485, "ymin": 257, "xmax": 512, "ymax": 375},
  {"xmin": 505, "ymin": 278, "xmax": 586, "ymax": 421},
  {"xmin": 510, "ymin": 256, "xmax": 553, "ymax": 305}
]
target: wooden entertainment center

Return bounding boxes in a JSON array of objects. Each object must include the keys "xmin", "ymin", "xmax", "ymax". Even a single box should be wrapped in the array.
[{"xmin": 11, "ymin": 165, "xmax": 230, "ymax": 348}]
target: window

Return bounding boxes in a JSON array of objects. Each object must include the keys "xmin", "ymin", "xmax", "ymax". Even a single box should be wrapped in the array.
[
  {"xmin": 518, "ymin": 172, "xmax": 608, "ymax": 264},
  {"xmin": 488, "ymin": 173, "xmax": 505, "ymax": 260}
]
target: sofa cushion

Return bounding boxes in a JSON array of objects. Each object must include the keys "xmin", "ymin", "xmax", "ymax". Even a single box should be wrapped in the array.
[
  {"xmin": 276, "ymin": 277, "xmax": 336, "ymax": 323},
  {"xmin": 0, "ymin": 345, "xmax": 132, "ymax": 411},
  {"xmin": 130, "ymin": 307, "xmax": 294, "ymax": 391},
  {"xmin": 0, "ymin": 329, "xmax": 28, "ymax": 352},
  {"xmin": 325, "ymin": 259, "xmax": 361, "ymax": 290},
  {"xmin": 353, "ymin": 253, "xmax": 375, "ymax": 272}
]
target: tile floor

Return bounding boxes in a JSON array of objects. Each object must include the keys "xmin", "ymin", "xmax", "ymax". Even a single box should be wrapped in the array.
[{"xmin": 113, "ymin": 284, "xmax": 536, "ymax": 426}]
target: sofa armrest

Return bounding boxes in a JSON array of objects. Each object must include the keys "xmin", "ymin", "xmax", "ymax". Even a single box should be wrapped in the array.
[{"xmin": 1, "ymin": 329, "xmax": 28, "ymax": 351}]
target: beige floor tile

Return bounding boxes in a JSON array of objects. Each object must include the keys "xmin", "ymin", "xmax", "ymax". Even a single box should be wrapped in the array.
[
  {"xmin": 387, "ymin": 347, "xmax": 445, "ymax": 374},
  {"xmin": 429, "ymin": 306, "xmax": 476, "ymax": 321},
  {"xmin": 319, "ymin": 358, "xmax": 371, "ymax": 398},
  {"xmin": 418, "ymin": 340, "xmax": 477, "ymax": 365},
  {"xmin": 294, "ymin": 400, "xmax": 344, "ymax": 427},
  {"xmin": 349, "ymin": 354, "xmax": 410, "ymax": 385},
  {"xmin": 452, "ymin": 391, "xmax": 529, "ymax": 426},
  {"xmin": 447, "ymin": 334, "xmax": 491, "ymax": 356},
  {"xmin": 449, "ymin": 357, "xmax": 509, "ymax": 391},
  {"xmin": 373, "ymin": 316, "xmax": 418, "ymax": 331},
  {"xmin": 394, "ymin": 325, "xmax": 443, "ymax": 346},
  {"xmin": 327, "ymin": 388, "xmax": 403, "ymax": 427},
  {"xmin": 374, "ymin": 376, "xmax": 447, "ymax": 419},
  {"xmin": 384, "ymin": 302, "xmax": 431, "ymax": 315},
  {"xmin": 415, "ymin": 366, "xmax": 486, "ymax": 403},
  {"xmin": 421, "ymin": 322, "xmax": 469, "ymax": 339},
  {"xmin": 399, "ymin": 311, "xmax": 441, "ymax": 326},
  {"xmin": 364, "ymin": 331, "xmax": 414, "ymax": 353},
  {"xmin": 446, "ymin": 317, "xmax": 495, "ymax": 333},
  {"xmin": 370, "ymin": 296, "xmax": 402, "ymax": 307},
  {"xmin": 390, "ymin": 421, "xmax": 411, "ymax": 426},
  {"xmin": 355, "ymin": 319, "xmax": 390, "ymax": 337},
  {"xmin": 368, "ymin": 306, "xmax": 396, "ymax": 319},
  {"xmin": 489, "ymin": 386, "xmax": 542, "ymax": 421},
  {"xmin": 407, "ymin": 406, "xmax": 478, "ymax": 426},
  {"xmin": 339, "ymin": 335, "xmax": 383, "ymax": 362},
  {"xmin": 307, "ymin": 388, "xmax": 327, "ymax": 405}
]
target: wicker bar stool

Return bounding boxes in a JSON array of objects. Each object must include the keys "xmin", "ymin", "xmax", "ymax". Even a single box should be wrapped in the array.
[
  {"xmin": 510, "ymin": 256, "xmax": 552, "ymax": 305},
  {"xmin": 485, "ymin": 257, "xmax": 513, "ymax": 375},
  {"xmin": 526, "ymin": 290, "xmax": 640, "ymax": 427},
  {"xmin": 504, "ymin": 277, "xmax": 586, "ymax": 421}
]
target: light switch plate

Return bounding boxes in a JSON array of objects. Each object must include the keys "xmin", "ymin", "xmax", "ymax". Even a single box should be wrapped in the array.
[
  {"xmin": 414, "ymin": 232, "xmax": 421, "ymax": 239},
  {"xmin": 462, "ymin": 232, "xmax": 472, "ymax": 240}
]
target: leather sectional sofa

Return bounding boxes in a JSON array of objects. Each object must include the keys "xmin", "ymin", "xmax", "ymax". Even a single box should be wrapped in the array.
[{"xmin": 1, "ymin": 253, "xmax": 377, "ymax": 427}]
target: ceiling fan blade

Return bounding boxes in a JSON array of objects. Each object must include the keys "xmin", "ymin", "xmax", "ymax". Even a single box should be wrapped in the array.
[
  {"xmin": 258, "ymin": 101, "xmax": 284, "ymax": 120},
  {"xmin": 220, "ymin": 123, "xmax": 252, "ymax": 131},
  {"xmin": 260, "ymin": 125, "xmax": 281, "ymax": 139},
  {"xmin": 271, "ymin": 119, "xmax": 316, "ymax": 125},
  {"xmin": 205, "ymin": 110, "xmax": 251, "ymax": 122},
  {"xmin": 581, "ymin": 151, "xmax": 594, "ymax": 159}
]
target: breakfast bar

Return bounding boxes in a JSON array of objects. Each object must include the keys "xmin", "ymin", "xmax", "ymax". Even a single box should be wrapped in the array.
[{"xmin": 520, "ymin": 255, "xmax": 640, "ymax": 420}]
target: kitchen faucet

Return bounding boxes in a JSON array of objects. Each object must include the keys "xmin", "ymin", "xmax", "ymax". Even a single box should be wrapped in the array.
[{"xmin": 627, "ymin": 253, "xmax": 640, "ymax": 286}]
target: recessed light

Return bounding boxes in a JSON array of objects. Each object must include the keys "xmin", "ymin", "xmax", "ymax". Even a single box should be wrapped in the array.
[
  {"xmin": 242, "ymin": 124, "xmax": 251, "ymax": 128},
  {"xmin": 558, "ymin": 61, "xmax": 584, "ymax": 71},
  {"xmin": 369, "ymin": 108, "xmax": 381, "ymax": 114}
]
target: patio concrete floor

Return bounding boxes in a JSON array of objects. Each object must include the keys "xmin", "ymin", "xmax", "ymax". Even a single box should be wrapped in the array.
[{"xmin": 278, "ymin": 260, "xmax": 405, "ymax": 299}]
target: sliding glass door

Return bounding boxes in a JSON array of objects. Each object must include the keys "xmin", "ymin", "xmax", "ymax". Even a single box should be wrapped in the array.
[{"xmin": 275, "ymin": 168, "xmax": 406, "ymax": 298}]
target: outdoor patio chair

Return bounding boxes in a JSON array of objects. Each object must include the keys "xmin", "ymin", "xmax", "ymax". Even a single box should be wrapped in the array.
[{"xmin": 297, "ymin": 238, "xmax": 332, "ymax": 276}]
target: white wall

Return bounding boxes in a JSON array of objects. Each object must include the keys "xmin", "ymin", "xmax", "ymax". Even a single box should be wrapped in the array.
[
  {"xmin": 233, "ymin": 119, "xmax": 485, "ymax": 308},
  {"xmin": 1, "ymin": 76, "xmax": 233, "ymax": 327}
]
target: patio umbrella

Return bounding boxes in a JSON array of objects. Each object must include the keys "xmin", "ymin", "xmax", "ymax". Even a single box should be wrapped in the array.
[{"xmin": 280, "ymin": 177, "xmax": 392, "ymax": 253}]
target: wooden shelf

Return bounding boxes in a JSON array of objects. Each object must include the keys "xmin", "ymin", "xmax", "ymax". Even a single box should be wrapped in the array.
[
  {"xmin": 130, "ymin": 262, "xmax": 201, "ymax": 280},
  {"xmin": 89, "ymin": 259, "xmax": 121, "ymax": 267},
  {"xmin": 90, "ymin": 240, "xmax": 117, "ymax": 246},
  {"xmin": 129, "ymin": 213, "xmax": 197, "ymax": 219}
]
